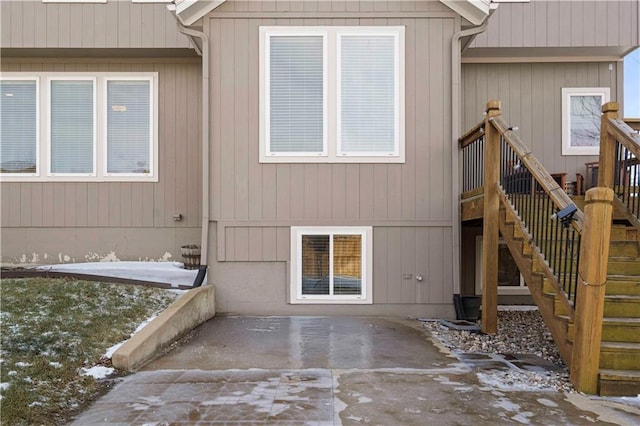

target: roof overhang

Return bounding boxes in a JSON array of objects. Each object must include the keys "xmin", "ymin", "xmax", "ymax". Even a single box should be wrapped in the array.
[
  {"xmin": 174, "ymin": 0, "xmax": 226, "ymax": 26},
  {"xmin": 439, "ymin": 0, "xmax": 491, "ymax": 25}
]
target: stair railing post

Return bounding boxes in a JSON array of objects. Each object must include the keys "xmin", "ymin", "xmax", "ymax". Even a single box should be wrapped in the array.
[
  {"xmin": 481, "ymin": 100, "xmax": 502, "ymax": 334},
  {"xmin": 570, "ymin": 187, "xmax": 614, "ymax": 394},
  {"xmin": 597, "ymin": 102, "xmax": 620, "ymax": 188}
]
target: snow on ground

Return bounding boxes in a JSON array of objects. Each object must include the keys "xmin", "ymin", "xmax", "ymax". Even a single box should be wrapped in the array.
[
  {"xmin": 35, "ymin": 261, "xmax": 202, "ymax": 288},
  {"xmin": 80, "ymin": 366, "xmax": 115, "ymax": 380}
]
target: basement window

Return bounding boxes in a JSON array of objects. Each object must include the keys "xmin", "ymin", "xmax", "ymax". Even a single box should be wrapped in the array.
[{"xmin": 290, "ymin": 227, "xmax": 373, "ymax": 304}]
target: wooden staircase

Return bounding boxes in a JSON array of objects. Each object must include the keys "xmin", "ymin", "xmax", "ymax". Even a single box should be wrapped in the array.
[
  {"xmin": 460, "ymin": 100, "xmax": 640, "ymax": 396},
  {"xmin": 499, "ymin": 199, "xmax": 640, "ymax": 396}
]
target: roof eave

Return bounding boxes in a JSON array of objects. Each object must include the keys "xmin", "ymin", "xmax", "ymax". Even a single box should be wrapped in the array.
[
  {"xmin": 175, "ymin": 0, "xmax": 226, "ymax": 26},
  {"xmin": 439, "ymin": 0, "xmax": 492, "ymax": 26}
]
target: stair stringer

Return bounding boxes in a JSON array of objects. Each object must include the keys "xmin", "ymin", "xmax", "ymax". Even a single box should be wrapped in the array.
[{"xmin": 497, "ymin": 195, "xmax": 574, "ymax": 365}]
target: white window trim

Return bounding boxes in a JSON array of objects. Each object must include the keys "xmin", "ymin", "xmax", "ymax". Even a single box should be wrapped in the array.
[
  {"xmin": 260, "ymin": 27, "xmax": 329, "ymax": 159},
  {"xmin": 0, "ymin": 76, "xmax": 40, "ymax": 177},
  {"xmin": 561, "ymin": 87, "xmax": 610, "ymax": 156},
  {"xmin": 290, "ymin": 226, "xmax": 373, "ymax": 304},
  {"xmin": 0, "ymin": 72, "xmax": 158, "ymax": 182},
  {"xmin": 259, "ymin": 26, "xmax": 405, "ymax": 164},
  {"xmin": 47, "ymin": 76, "xmax": 97, "ymax": 178}
]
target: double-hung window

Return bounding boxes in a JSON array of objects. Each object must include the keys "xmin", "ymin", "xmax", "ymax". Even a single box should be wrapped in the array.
[
  {"xmin": 0, "ymin": 72, "xmax": 157, "ymax": 181},
  {"xmin": 290, "ymin": 226, "xmax": 373, "ymax": 304},
  {"xmin": 260, "ymin": 26, "xmax": 405, "ymax": 163}
]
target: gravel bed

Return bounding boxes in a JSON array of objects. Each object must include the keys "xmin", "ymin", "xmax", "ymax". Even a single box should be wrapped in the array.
[{"xmin": 422, "ymin": 308, "xmax": 574, "ymax": 392}]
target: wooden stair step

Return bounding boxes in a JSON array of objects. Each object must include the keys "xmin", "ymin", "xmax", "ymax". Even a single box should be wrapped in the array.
[
  {"xmin": 605, "ymin": 278, "xmax": 640, "ymax": 296},
  {"xmin": 608, "ymin": 240, "xmax": 640, "ymax": 257},
  {"xmin": 568, "ymin": 318, "xmax": 640, "ymax": 344},
  {"xmin": 604, "ymin": 295, "xmax": 640, "ymax": 318},
  {"xmin": 599, "ymin": 341, "xmax": 640, "ymax": 370},
  {"xmin": 607, "ymin": 259, "xmax": 640, "ymax": 275},
  {"xmin": 598, "ymin": 369, "xmax": 640, "ymax": 396}
]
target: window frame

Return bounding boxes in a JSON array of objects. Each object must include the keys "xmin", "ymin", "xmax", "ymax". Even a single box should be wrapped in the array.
[
  {"xmin": 290, "ymin": 226, "xmax": 373, "ymax": 304},
  {"xmin": 0, "ymin": 76, "xmax": 40, "ymax": 177},
  {"xmin": 259, "ymin": 26, "xmax": 405, "ymax": 164},
  {"xmin": 561, "ymin": 87, "xmax": 610, "ymax": 156},
  {"xmin": 0, "ymin": 72, "xmax": 158, "ymax": 182},
  {"xmin": 47, "ymin": 76, "xmax": 97, "ymax": 178}
]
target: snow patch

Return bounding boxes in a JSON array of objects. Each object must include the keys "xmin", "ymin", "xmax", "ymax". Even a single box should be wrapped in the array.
[
  {"xmin": 537, "ymin": 398, "xmax": 559, "ymax": 408},
  {"xmin": 48, "ymin": 362, "xmax": 62, "ymax": 368},
  {"xmin": 15, "ymin": 362, "xmax": 32, "ymax": 368},
  {"xmin": 0, "ymin": 383, "xmax": 10, "ymax": 391},
  {"xmin": 80, "ymin": 366, "xmax": 115, "ymax": 379}
]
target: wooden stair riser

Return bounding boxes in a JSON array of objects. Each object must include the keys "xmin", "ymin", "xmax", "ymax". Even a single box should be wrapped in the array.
[
  {"xmin": 567, "ymin": 320, "xmax": 640, "ymax": 344},
  {"xmin": 598, "ymin": 370, "xmax": 640, "ymax": 397},
  {"xmin": 604, "ymin": 297, "xmax": 640, "ymax": 318},
  {"xmin": 606, "ymin": 260, "xmax": 640, "ymax": 275},
  {"xmin": 608, "ymin": 241, "xmax": 640, "ymax": 258},
  {"xmin": 599, "ymin": 344, "xmax": 640, "ymax": 370},
  {"xmin": 605, "ymin": 279, "xmax": 640, "ymax": 296}
]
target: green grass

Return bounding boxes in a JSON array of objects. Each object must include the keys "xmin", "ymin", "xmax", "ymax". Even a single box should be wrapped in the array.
[{"xmin": 0, "ymin": 277, "xmax": 181, "ymax": 425}]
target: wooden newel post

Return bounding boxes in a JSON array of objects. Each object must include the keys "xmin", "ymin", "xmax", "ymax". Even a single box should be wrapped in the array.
[
  {"xmin": 597, "ymin": 102, "xmax": 620, "ymax": 188},
  {"xmin": 481, "ymin": 100, "xmax": 502, "ymax": 334},
  {"xmin": 570, "ymin": 187, "xmax": 614, "ymax": 394}
]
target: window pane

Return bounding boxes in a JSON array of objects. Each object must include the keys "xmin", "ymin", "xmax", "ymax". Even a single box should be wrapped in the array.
[
  {"xmin": 341, "ymin": 35, "xmax": 395, "ymax": 153},
  {"xmin": 301, "ymin": 235, "xmax": 330, "ymax": 295},
  {"xmin": 0, "ymin": 80, "xmax": 37, "ymax": 173},
  {"xmin": 270, "ymin": 36, "xmax": 324, "ymax": 153},
  {"xmin": 333, "ymin": 235, "xmax": 362, "ymax": 295},
  {"xmin": 107, "ymin": 80, "xmax": 151, "ymax": 174},
  {"xmin": 50, "ymin": 80, "xmax": 94, "ymax": 174},
  {"xmin": 569, "ymin": 95, "xmax": 601, "ymax": 147}
]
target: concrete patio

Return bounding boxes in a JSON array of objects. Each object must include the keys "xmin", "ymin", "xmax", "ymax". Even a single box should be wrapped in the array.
[{"xmin": 71, "ymin": 316, "xmax": 640, "ymax": 425}]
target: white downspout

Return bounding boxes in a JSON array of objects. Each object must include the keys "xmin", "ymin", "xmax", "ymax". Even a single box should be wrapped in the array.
[
  {"xmin": 451, "ymin": 14, "xmax": 492, "ymax": 296},
  {"xmin": 172, "ymin": 16, "xmax": 210, "ymax": 287}
]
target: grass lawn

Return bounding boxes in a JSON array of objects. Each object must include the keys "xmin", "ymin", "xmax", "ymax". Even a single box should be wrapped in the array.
[{"xmin": 0, "ymin": 277, "xmax": 182, "ymax": 425}]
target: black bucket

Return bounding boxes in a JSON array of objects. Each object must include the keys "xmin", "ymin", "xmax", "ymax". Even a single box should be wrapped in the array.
[{"xmin": 461, "ymin": 296, "xmax": 481, "ymax": 321}]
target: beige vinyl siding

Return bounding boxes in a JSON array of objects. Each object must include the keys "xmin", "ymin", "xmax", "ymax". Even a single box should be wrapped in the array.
[
  {"xmin": 0, "ymin": 59, "xmax": 202, "ymax": 263},
  {"xmin": 462, "ymin": 62, "xmax": 619, "ymax": 178},
  {"xmin": 213, "ymin": 0, "xmax": 452, "ymax": 14},
  {"xmin": 471, "ymin": 0, "xmax": 639, "ymax": 49},
  {"xmin": 207, "ymin": 11, "xmax": 456, "ymax": 310},
  {"xmin": 0, "ymin": 1, "xmax": 190, "ymax": 49}
]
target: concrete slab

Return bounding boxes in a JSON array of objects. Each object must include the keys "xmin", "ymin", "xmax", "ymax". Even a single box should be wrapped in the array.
[
  {"xmin": 142, "ymin": 316, "xmax": 446, "ymax": 371},
  {"xmin": 71, "ymin": 317, "xmax": 640, "ymax": 425}
]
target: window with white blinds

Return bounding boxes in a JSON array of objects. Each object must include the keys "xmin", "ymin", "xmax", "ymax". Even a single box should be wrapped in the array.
[
  {"xmin": 260, "ymin": 26, "xmax": 404, "ymax": 163},
  {"xmin": 339, "ymin": 34, "xmax": 398, "ymax": 156},
  {"xmin": 107, "ymin": 80, "xmax": 151, "ymax": 174},
  {"xmin": 0, "ymin": 72, "xmax": 157, "ymax": 182},
  {"xmin": 269, "ymin": 35, "xmax": 325, "ymax": 154},
  {"xmin": 49, "ymin": 79, "xmax": 95, "ymax": 175},
  {"xmin": 0, "ymin": 79, "xmax": 38, "ymax": 174}
]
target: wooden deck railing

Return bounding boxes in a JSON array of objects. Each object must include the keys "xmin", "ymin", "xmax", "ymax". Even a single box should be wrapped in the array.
[
  {"xmin": 600, "ymin": 104, "xmax": 640, "ymax": 229},
  {"xmin": 461, "ymin": 100, "xmax": 615, "ymax": 394}
]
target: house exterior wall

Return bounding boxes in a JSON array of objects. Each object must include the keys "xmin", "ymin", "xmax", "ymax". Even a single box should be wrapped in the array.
[
  {"xmin": 0, "ymin": 1, "xmax": 190, "ymax": 49},
  {"xmin": 461, "ymin": 61, "xmax": 620, "ymax": 179},
  {"xmin": 0, "ymin": 58, "xmax": 203, "ymax": 264},
  {"xmin": 470, "ymin": 0, "xmax": 639, "ymax": 50},
  {"xmin": 205, "ymin": 1, "xmax": 459, "ymax": 316}
]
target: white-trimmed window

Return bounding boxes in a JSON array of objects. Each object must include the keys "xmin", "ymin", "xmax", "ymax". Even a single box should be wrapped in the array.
[
  {"xmin": 290, "ymin": 226, "xmax": 373, "ymax": 304},
  {"xmin": 260, "ymin": 26, "xmax": 405, "ymax": 163},
  {"xmin": 561, "ymin": 87, "xmax": 610, "ymax": 156},
  {"xmin": 0, "ymin": 72, "xmax": 158, "ymax": 182}
]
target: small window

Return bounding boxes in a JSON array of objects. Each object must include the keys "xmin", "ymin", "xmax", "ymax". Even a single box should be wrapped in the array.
[
  {"xmin": 562, "ymin": 87, "xmax": 610, "ymax": 156},
  {"xmin": 260, "ymin": 26, "xmax": 404, "ymax": 163},
  {"xmin": 0, "ymin": 78, "xmax": 39, "ymax": 175},
  {"xmin": 290, "ymin": 226, "xmax": 373, "ymax": 304}
]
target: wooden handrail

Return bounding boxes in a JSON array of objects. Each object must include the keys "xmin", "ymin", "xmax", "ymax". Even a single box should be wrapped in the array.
[
  {"xmin": 489, "ymin": 115, "xmax": 585, "ymax": 233},
  {"xmin": 458, "ymin": 120, "xmax": 484, "ymax": 148},
  {"xmin": 607, "ymin": 118, "xmax": 640, "ymax": 159}
]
